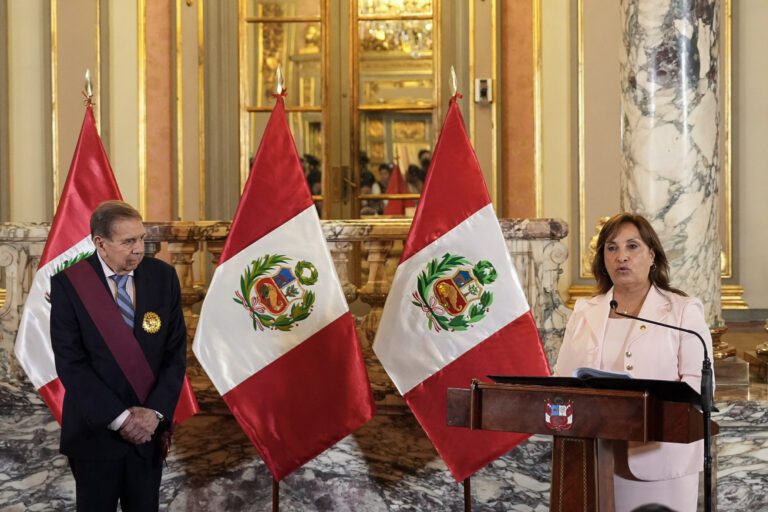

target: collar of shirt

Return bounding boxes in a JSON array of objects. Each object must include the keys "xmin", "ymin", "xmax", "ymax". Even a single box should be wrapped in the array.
[{"xmin": 97, "ymin": 251, "xmax": 136, "ymax": 304}]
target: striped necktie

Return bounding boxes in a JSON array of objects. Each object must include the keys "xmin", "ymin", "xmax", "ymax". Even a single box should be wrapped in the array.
[{"xmin": 110, "ymin": 274, "xmax": 135, "ymax": 328}]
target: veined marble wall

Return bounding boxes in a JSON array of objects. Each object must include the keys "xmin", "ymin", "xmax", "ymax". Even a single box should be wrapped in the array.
[{"xmin": 619, "ymin": 0, "xmax": 721, "ymax": 323}]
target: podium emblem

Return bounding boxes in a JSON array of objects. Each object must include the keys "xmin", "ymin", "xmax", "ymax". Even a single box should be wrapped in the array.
[
  {"xmin": 234, "ymin": 254, "xmax": 318, "ymax": 332},
  {"xmin": 411, "ymin": 253, "xmax": 497, "ymax": 332},
  {"xmin": 545, "ymin": 399, "xmax": 573, "ymax": 431}
]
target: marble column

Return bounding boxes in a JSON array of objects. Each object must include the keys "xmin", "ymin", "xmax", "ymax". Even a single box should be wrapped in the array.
[{"xmin": 620, "ymin": 0, "xmax": 721, "ymax": 324}]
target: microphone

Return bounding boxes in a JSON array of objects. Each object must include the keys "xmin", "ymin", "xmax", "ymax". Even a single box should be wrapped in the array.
[
  {"xmin": 609, "ymin": 299, "xmax": 713, "ymax": 410},
  {"xmin": 610, "ymin": 299, "xmax": 715, "ymax": 512}
]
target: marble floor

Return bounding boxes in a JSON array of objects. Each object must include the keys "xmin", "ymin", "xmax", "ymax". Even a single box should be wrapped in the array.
[
  {"xmin": 2, "ymin": 386, "xmax": 767, "ymax": 511},
  {"xmin": 0, "ymin": 385, "xmax": 554, "ymax": 512}
]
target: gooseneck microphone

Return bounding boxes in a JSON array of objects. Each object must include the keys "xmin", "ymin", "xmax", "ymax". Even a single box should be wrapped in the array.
[
  {"xmin": 610, "ymin": 299, "xmax": 715, "ymax": 512},
  {"xmin": 608, "ymin": 299, "xmax": 713, "ymax": 410}
]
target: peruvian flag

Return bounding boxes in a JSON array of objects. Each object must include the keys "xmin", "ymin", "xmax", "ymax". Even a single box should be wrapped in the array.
[
  {"xmin": 14, "ymin": 102, "xmax": 198, "ymax": 425},
  {"xmin": 373, "ymin": 96, "xmax": 550, "ymax": 481},
  {"xmin": 382, "ymin": 163, "xmax": 415, "ymax": 216},
  {"xmin": 192, "ymin": 94, "xmax": 375, "ymax": 481}
]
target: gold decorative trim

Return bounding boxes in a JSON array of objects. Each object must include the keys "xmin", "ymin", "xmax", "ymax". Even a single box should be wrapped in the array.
[
  {"xmin": 577, "ymin": 0, "xmax": 587, "ymax": 278},
  {"xmin": 491, "ymin": 0, "xmax": 499, "ymax": 213},
  {"xmin": 469, "ymin": 0, "xmax": 475, "ymax": 147},
  {"xmin": 357, "ymin": 13, "xmax": 432, "ymax": 22},
  {"xmin": 533, "ymin": 0, "xmax": 542, "ymax": 218},
  {"xmin": 357, "ymin": 104, "xmax": 434, "ymax": 112},
  {"xmin": 245, "ymin": 106, "xmax": 323, "ymax": 113},
  {"xmin": 137, "ymin": 0, "xmax": 147, "ymax": 217},
  {"xmin": 434, "ymin": 0, "xmax": 442, "ymax": 134},
  {"xmin": 722, "ymin": 284, "xmax": 749, "ymax": 310},
  {"xmin": 197, "ymin": 0, "xmax": 205, "ymax": 220},
  {"xmin": 568, "ymin": 283, "xmax": 749, "ymax": 311},
  {"xmin": 51, "ymin": 0, "xmax": 60, "ymax": 210},
  {"xmin": 238, "ymin": 0, "xmax": 248, "ymax": 190},
  {"xmin": 351, "ymin": 0, "xmax": 363, "ymax": 218},
  {"xmin": 723, "ymin": 0, "xmax": 733, "ymax": 278},
  {"xmin": 175, "ymin": 0, "xmax": 184, "ymax": 220},
  {"xmin": 566, "ymin": 284, "xmax": 596, "ymax": 309},
  {"xmin": 244, "ymin": 16, "xmax": 321, "ymax": 23},
  {"xmin": 320, "ymin": 0, "xmax": 329, "ymax": 218},
  {"xmin": 95, "ymin": 0, "xmax": 101, "ymax": 132}
]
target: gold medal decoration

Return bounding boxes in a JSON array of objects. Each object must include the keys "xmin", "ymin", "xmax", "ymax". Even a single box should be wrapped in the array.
[{"xmin": 142, "ymin": 311, "xmax": 162, "ymax": 334}]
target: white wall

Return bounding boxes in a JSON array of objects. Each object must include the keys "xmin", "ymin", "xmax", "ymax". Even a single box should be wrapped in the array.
[{"xmin": 734, "ymin": 3, "xmax": 768, "ymax": 309}]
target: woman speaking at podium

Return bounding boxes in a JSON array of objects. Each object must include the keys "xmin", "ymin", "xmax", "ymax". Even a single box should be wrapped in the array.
[{"xmin": 554, "ymin": 213, "xmax": 714, "ymax": 512}]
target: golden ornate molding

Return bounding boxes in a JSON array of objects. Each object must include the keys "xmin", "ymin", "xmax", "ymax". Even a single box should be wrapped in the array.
[
  {"xmin": 568, "ymin": 283, "xmax": 749, "ymax": 311},
  {"xmin": 722, "ymin": 284, "xmax": 749, "ymax": 310}
]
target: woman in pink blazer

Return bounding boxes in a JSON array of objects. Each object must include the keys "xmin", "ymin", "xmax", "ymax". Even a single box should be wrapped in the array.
[{"xmin": 554, "ymin": 213, "xmax": 713, "ymax": 512}]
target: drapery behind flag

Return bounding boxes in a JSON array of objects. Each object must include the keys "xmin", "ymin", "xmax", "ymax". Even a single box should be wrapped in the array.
[
  {"xmin": 192, "ymin": 93, "xmax": 375, "ymax": 481},
  {"xmin": 373, "ymin": 95, "xmax": 550, "ymax": 481},
  {"xmin": 14, "ymin": 101, "xmax": 198, "ymax": 425}
]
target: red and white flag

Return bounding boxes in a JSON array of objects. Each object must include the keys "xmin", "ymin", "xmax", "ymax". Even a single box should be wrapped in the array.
[
  {"xmin": 14, "ymin": 102, "xmax": 198, "ymax": 425},
  {"xmin": 192, "ymin": 94, "xmax": 375, "ymax": 481},
  {"xmin": 383, "ymin": 163, "xmax": 415, "ymax": 216},
  {"xmin": 373, "ymin": 97, "xmax": 550, "ymax": 481}
]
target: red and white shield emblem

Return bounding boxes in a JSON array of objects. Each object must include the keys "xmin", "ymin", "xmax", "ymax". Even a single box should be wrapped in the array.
[{"xmin": 545, "ymin": 399, "xmax": 573, "ymax": 431}]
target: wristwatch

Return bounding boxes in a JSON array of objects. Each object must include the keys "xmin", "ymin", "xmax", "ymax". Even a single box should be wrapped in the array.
[{"xmin": 154, "ymin": 410, "xmax": 165, "ymax": 421}]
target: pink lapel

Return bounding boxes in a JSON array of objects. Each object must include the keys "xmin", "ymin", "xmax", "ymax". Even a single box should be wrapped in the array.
[
  {"xmin": 581, "ymin": 291, "xmax": 614, "ymax": 365},
  {"xmin": 625, "ymin": 286, "xmax": 674, "ymax": 348}
]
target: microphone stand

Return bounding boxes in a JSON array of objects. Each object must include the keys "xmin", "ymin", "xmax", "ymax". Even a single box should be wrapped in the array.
[{"xmin": 610, "ymin": 300, "xmax": 714, "ymax": 512}]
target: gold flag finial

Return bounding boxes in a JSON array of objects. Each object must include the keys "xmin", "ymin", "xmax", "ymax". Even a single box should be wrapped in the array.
[
  {"xmin": 276, "ymin": 64, "xmax": 284, "ymax": 95},
  {"xmin": 450, "ymin": 65, "xmax": 457, "ymax": 97}
]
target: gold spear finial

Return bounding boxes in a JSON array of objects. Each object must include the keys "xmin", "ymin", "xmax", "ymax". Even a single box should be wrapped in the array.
[
  {"xmin": 84, "ymin": 69, "xmax": 93, "ymax": 100},
  {"xmin": 276, "ymin": 64, "xmax": 284, "ymax": 95}
]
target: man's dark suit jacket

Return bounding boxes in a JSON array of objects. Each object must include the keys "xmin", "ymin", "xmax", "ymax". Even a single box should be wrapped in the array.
[{"xmin": 50, "ymin": 254, "xmax": 187, "ymax": 460}]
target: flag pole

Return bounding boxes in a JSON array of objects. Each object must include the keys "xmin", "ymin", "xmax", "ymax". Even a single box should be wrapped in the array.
[
  {"xmin": 463, "ymin": 477, "xmax": 472, "ymax": 512},
  {"xmin": 272, "ymin": 478, "xmax": 279, "ymax": 512},
  {"xmin": 454, "ymin": 66, "xmax": 469, "ymax": 512}
]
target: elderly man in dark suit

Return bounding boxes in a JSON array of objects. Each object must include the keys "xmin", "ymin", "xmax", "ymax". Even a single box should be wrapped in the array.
[{"xmin": 50, "ymin": 200, "xmax": 187, "ymax": 511}]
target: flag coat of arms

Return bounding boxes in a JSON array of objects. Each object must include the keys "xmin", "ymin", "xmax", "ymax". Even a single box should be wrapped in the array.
[
  {"xmin": 14, "ymin": 103, "xmax": 198, "ymax": 425},
  {"xmin": 193, "ymin": 94, "xmax": 375, "ymax": 481},
  {"xmin": 373, "ymin": 96, "xmax": 550, "ymax": 481}
]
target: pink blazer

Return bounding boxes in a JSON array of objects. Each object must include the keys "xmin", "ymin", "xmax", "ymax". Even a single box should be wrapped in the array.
[{"xmin": 554, "ymin": 285, "xmax": 714, "ymax": 481}]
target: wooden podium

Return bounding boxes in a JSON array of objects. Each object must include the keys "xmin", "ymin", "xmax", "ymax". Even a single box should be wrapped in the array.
[{"xmin": 447, "ymin": 377, "xmax": 718, "ymax": 511}]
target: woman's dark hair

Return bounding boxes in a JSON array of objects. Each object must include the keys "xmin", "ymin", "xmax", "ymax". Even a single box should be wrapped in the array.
[
  {"xmin": 591, "ymin": 213, "xmax": 686, "ymax": 296},
  {"xmin": 90, "ymin": 200, "xmax": 143, "ymax": 239}
]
